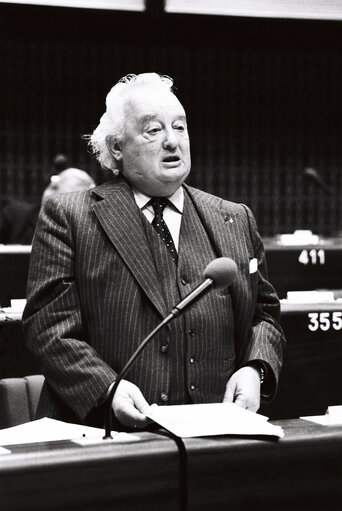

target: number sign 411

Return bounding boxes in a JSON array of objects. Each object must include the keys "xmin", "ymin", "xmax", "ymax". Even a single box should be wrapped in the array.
[{"xmin": 299, "ymin": 249, "xmax": 325, "ymax": 265}]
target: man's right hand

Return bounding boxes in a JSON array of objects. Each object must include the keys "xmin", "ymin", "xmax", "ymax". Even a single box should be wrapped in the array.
[{"xmin": 111, "ymin": 379, "xmax": 152, "ymax": 429}]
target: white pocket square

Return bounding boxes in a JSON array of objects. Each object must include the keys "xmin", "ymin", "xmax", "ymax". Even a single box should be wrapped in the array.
[{"xmin": 249, "ymin": 258, "xmax": 258, "ymax": 274}]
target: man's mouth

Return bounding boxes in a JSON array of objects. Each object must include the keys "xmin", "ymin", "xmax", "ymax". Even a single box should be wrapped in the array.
[{"xmin": 162, "ymin": 155, "xmax": 180, "ymax": 163}]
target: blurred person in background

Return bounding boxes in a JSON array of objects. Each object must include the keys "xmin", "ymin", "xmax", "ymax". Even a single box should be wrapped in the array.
[{"xmin": 0, "ymin": 162, "xmax": 95, "ymax": 245}]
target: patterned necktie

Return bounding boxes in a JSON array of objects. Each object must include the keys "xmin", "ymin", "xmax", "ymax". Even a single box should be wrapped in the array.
[{"xmin": 150, "ymin": 197, "xmax": 178, "ymax": 263}]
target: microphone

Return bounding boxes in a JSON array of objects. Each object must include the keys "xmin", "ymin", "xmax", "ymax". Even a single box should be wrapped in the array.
[
  {"xmin": 303, "ymin": 167, "xmax": 332, "ymax": 195},
  {"xmin": 170, "ymin": 257, "xmax": 237, "ymax": 317},
  {"xmin": 103, "ymin": 257, "xmax": 237, "ymax": 439}
]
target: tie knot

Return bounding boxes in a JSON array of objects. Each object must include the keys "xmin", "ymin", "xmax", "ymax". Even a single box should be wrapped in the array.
[{"xmin": 150, "ymin": 197, "xmax": 168, "ymax": 215}]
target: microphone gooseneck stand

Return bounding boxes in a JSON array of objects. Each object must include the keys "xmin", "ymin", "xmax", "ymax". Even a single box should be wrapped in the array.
[
  {"xmin": 103, "ymin": 280, "xmax": 214, "ymax": 439},
  {"xmin": 103, "ymin": 312, "xmax": 174, "ymax": 439}
]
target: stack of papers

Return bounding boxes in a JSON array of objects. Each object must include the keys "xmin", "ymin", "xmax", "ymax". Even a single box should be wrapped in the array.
[
  {"xmin": 0, "ymin": 418, "xmax": 138, "ymax": 449},
  {"xmin": 301, "ymin": 405, "xmax": 342, "ymax": 426},
  {"xmin": 0, "ymin": 299, "xmax": 27, "ymax": 320},
  {"xmin": 146, "ymin": 402, "xmax": 284, "ymax": 438},
  {"xmin": 0, "ymin": 404, "xmax": 284, "ymax": 453},
  {"xmin": 286, "ymin": 290, "xmax": 335, "ymax": 303},
  {"xmin": 279, "ymin": 230, "xmax": 319, "ymax": 245}
]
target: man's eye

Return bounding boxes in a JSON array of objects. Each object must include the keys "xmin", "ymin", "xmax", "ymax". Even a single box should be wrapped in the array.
[
  {"xmin": 174, "ymin": 125, "xmax": 185, "ymax": 132},
  {"xmin": 147, "ymin": 127, "xmax": 161, "ymax": 135}
]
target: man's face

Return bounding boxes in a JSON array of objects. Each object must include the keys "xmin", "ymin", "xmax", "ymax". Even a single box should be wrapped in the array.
[{"xmin": 115, "ymin": 87, "xmax": 191, "ymax": 197}]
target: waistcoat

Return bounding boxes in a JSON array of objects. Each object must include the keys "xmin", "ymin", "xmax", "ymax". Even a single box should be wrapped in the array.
[{"xmin": 142, "ymin": 189, "xmax": 235, "ymax": 405}]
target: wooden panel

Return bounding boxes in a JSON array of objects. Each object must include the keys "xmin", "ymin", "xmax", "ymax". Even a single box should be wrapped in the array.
[
  {"xmin": 261, "ymin": 302, "xmax": 342, "ymax": 419},
  {"xmin": 264, "ymin": 238, "xmax": 342, "ymax": 299},
  {"xmin": 183, "ymin": 419, "xmax": 342, "ymax": 511}
]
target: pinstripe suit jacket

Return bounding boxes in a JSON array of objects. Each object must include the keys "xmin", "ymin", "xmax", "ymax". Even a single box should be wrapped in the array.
[{"xmin": 23, "ymin": 176, "xmax": 285, "ymax": 426}]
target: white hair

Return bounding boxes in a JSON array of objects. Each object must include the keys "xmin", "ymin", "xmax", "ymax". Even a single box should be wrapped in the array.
[{"xmin": 87, "ymin": 73, "xmax": 174, "ymax": 174}]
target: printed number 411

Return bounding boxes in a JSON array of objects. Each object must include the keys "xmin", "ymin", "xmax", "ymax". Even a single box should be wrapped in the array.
[{"xmin": 298, "ymin": 249, "xmax": 325, "ymax": 265}]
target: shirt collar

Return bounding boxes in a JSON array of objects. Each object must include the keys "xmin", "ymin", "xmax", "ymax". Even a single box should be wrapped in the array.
[{"xmin": 132, "ymin": 186, "xmax": 184, "ymax": 214}]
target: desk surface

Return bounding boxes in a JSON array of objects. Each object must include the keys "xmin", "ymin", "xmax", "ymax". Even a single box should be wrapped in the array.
[
  {"xmin": 183, "ymin": 418, "xmax": 342, "ymax": 510},
  {"xmin": 0, "ymin": 431, "xmax": 180, "ymax": 511},
  {"xmin": 1, "ymin": 420, "xmax": 342, "ymax": 511},
  {"xmin": 264, "ymin": 237, "xmax": 342, "ymax": 249},
  {"xmin": 0, "ymin": 244, "xmax": 31, "ymax": 254}
]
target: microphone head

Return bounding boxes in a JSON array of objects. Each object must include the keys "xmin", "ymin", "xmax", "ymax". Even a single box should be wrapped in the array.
[
  {"xmin": 203, "ymin": 257, "xmax": 238, "ymax": 289},
  {"xmin": 303, "ymin": 167, "xmax": 331, "ymax": 194},
  {"xmin": 304, "ymin": 167, "xmax": 320, "ymax": 181}
]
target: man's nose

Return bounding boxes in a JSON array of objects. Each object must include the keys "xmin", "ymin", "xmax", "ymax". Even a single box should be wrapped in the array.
[{"xmin": 162, "ymin": 128, "xmax": 178, "ymax": 149}]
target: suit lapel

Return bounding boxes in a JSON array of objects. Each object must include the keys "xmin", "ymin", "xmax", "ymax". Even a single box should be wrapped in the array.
[
  {"xmin": 91, "ymin": 178, "xmax": 168, "ymax": 318},
  {"xmin": 184, "ymin": 184, "xmax": 245, "ymax": 260}
]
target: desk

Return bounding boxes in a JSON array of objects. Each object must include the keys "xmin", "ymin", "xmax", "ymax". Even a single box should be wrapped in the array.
[
  {"xmin": 264, "ymin": 238, "xmax": 342, "ymax": 299},
  {"xmin": 261, "ymin": 302, "xmax": 342, "ymax": 420},
  {"xmin": 183, "ymin": 419, "xmax": 342, "ymax": 511},
  {"xmin": 0, "ymin": 314, "xmax": 39, "ymax": 378},
  {"xmin": 1, "ymin": 421, "xmax": 342, "ymax": 511},
  {"xmin": 0, "ymin": 245, "xmax": 31, "ymax": 307},
  {"xmin": 0, "ymin": 431, "xmax": 180, "ymax": 511}
]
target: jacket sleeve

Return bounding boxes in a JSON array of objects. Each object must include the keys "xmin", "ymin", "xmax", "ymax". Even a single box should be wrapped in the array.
[
  {"xmin": 22, "ymin": 194, "xmax": 117, "ymax": 420},
  {"xmin": 239, "ymin": 204, "xmax": 286, "ymax": 401}
]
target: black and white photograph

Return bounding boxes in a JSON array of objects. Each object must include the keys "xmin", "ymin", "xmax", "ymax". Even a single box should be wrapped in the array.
[{"xmin": 1, "ymin": 1, "xmax": 342, "ymax": 510}]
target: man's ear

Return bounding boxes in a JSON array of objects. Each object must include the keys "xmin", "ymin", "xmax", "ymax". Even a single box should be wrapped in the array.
[{"xmin": 106, "ymin": 135, "xmax": 122, "ymax": 161}]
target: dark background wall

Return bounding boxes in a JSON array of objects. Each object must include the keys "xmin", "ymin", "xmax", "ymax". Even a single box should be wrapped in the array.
[{"xmin": 1, "ymin": 4, "xmax": 342, "ymax": 236}]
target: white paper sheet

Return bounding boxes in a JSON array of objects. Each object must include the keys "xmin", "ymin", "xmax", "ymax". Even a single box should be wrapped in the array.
[
  {"xmin": 279, "ymin": 230, "xmax": 319, "ymax": 245},
  {"xmin": 146, "ymin": 402, "xmax": 284, "ymax": 438},
  {"xmin": 301, "ymin": 405, "xmax": 342, "ymax": 426},
  {"xmin": 286, "ymin": 290, "xmax": 335, "ymax": 303},
  {"xmin": 0, "ymin": 418, "xmax": 138, "ymax": 447}
]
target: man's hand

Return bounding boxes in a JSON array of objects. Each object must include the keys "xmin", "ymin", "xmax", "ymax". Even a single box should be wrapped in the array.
[
  {"xmin": 112, "ymin": 379, "xmax": 152, "ymax": 429},
  {"xmin": 223, "ymin": 366, "xmax": 261, "ymax": 412}
]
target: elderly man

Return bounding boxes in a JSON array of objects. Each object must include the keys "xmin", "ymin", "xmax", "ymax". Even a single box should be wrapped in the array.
[{"xmin": 23, "ymin": 73, "xmax": 285, "ymax": 430}]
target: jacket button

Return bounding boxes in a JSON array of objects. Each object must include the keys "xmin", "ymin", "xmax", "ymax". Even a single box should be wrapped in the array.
[
  {"xmin": 160, "ymin": 344, "xmax": 169, "ymax": 353},
  {"xmin": 188, "ymin": 329, "xmax": 196, "ymax": 337},
  {"xmin": 160, "ymin": 392, "xmax": 169, "ymax": 402},
  {"xmin": 180, "ymin": 278, "xmax": 187, "ymax": 285},
  {"xmin": 190, "ymin": 384, "xmax": 196, "ymax": 391},
  {"xmin": 189, "ymin": 357, "xmax": 195, "ymax": 364}
]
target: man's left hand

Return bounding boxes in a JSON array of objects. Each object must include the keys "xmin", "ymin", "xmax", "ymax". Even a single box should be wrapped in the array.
[{"xmin": 223, "ymin": 366, "xmax": 261, "ymax": 412}]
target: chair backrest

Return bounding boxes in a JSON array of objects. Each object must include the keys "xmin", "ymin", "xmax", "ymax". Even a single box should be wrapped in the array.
[{"xmin": 0, "ymin": 375, "xmax": 44, "ymax": 429}]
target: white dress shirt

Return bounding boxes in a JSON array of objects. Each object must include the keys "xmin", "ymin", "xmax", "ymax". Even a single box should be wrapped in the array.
[{"xmin": 132, "ymin": 187, "xmax": 184, "ymax": 252}]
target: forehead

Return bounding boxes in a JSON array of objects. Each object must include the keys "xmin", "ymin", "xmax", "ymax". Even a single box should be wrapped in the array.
[{"xmin": 124, "ymin": 87, "xmax": 185, "ymax": 123}]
